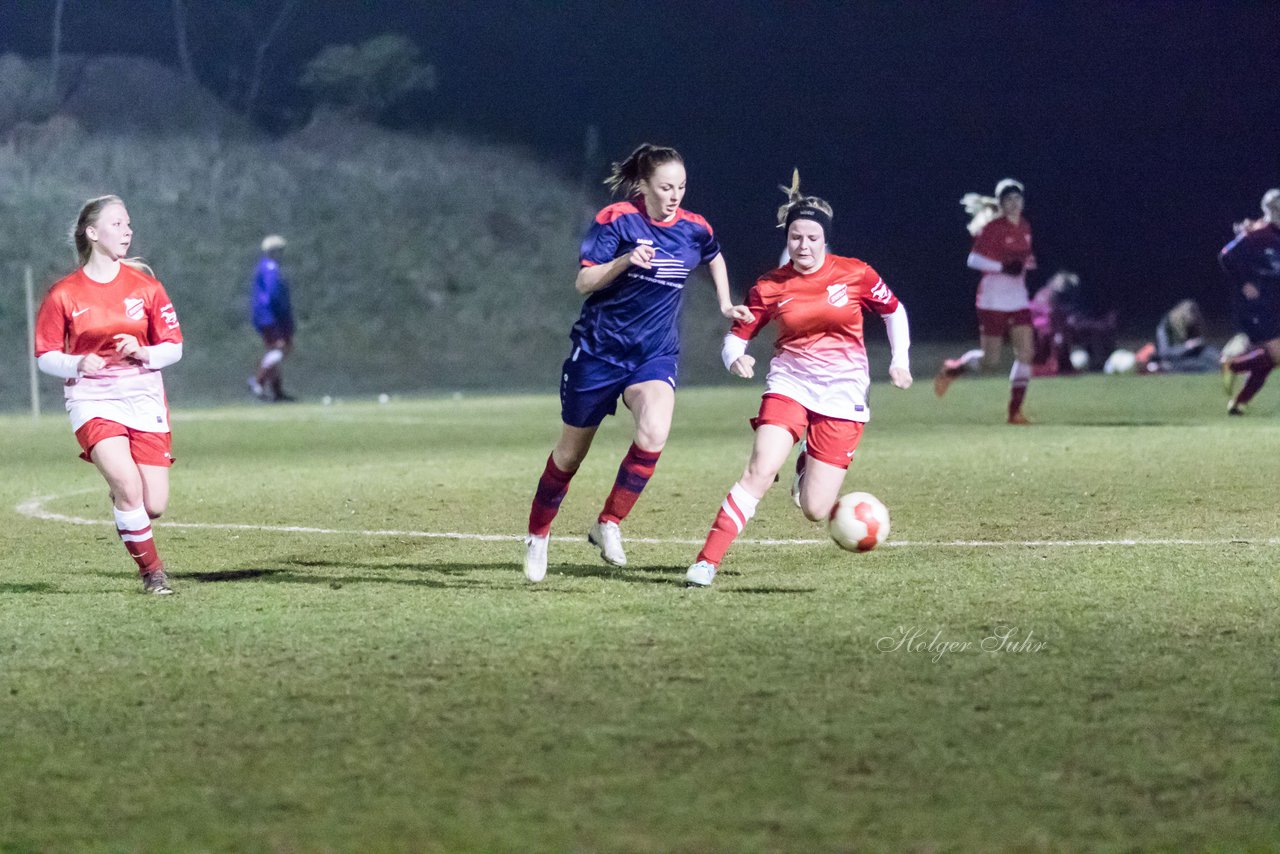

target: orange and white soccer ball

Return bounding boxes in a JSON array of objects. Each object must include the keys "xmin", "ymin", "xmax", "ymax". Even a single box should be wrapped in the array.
[{"xmin": 828, "ymin": 492, "xmax": 891, "ymax": 552}]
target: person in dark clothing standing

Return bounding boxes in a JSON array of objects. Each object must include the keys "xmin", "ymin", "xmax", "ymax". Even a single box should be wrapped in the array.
[{"xmin": 249, "ymin": 234, "xmax": 296, "ymax": 401}]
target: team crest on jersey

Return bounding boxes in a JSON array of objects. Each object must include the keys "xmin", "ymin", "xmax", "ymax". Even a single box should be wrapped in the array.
[
  {"xmin": 827, "ymin": 283, "xmax": 849, "ymax": 307},
  {"xmin": 159, "ymin": 302, "xmax": 179, "ymax": 329},
  {"xmin": 123, "ymin": 297, "xmax": 145, "ymax": 321}
]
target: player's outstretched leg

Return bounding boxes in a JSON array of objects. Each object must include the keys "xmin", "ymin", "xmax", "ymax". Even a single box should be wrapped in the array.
[
  {"xmin": 687, "ymin": 483, "xmax": 761, "ymax": 587},
  {"xmin": 790, "ymin": 441, "xmax": 808, "ymax": 508},
  {"xmin": 934, "ymin": 349, "xmax": 983, "ymax": 397},
  {"xmin": 1226, "ymin": 347, "xmax": 1275, "ymax": 415},
  {"xmin": 525, "ymin": 453, "xmax": 577, "ymax": 582},
  {"xmin": 1007, "ymin": 360, "xmax": 1032, "ymax": 424},
  {"xmin": 115, "ymin": 503, "xmax": 172, "ymax": 595},
  {"xmin": 591, "ymin": 442, "xmax": 661, "ymax": 567}
]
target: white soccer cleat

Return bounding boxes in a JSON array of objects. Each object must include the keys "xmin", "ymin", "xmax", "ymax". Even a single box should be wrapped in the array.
[
  {"xmin": 685, "ymin": 560, "xmax": 717, "ymax": 587},
  {"xmin": 790, "ymin": 441, "xmax": 808, "ymax": 509},
  {"xmin": 524, "ymin": 534, "xmax": 549, "ymax": 582},
  {"xmin": 587, "ymin": 520, "xmax": 627, "ymax": 567}
]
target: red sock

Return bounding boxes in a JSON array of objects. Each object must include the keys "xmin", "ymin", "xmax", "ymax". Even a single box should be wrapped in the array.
[
  {"xmin": 1235, "ymin": 351, "xmax": 1275, "ymax": 405},
  {"xmin": 528, "ymin": 454, "xmax": 575, "ymax": 537},
  {"xmin": 114, "ymin": 505, "xmax": 163, "ymax": 574},
  {"xmin": 696, "ymin": 484, "xmax": 759, "ymax": 566},
  {"xmin": 1008, "ymin": 385, "xmax": 1028, "ymax": 419},
  {"xmin": 1008, "ymin": 360, "xmax": 1030, "ymax": 418},
  {"xmin": 599, "ymin": 443, "xmax": 661, "ymax": 525}
]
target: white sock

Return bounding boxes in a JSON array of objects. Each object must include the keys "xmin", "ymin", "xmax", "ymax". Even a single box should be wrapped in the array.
[
  {"xmin": 1010, "ymin": 360, "xmax": 1031, "ymax": 387},
  {"xmin": 113, "ymin": 504, "xmax": 150, "ymax": 534},
  {"xmin": 721, "ymin": 482, "xmax": 760, "ymax": 533},
  {"xmin": 260, "ymin": 348, "xmax": 285, "ymax": 371}
]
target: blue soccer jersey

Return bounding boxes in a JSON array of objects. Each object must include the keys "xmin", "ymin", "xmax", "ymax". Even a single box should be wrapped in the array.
[{"xmin": 571, "ymin": 199, "xmax": 721, "ymax": 369}]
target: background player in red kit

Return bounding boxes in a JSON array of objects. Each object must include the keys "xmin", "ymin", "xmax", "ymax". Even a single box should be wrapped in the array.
[
  {"xmin": 686, "ymin": 174, "xmax": 912, "ymax": 587},
  {"xmin": 34, "ymin": 195, "xmax": 184, "ymax": 595},
  {"xmin": 934, "ymin": 179, "xmax": 1036, "ymax": 424},
  {"xmin": 522, "ymin": 144, "xmax": 749, "ymax": 582}
]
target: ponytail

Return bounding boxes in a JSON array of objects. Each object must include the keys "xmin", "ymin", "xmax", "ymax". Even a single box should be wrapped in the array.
[
  {"xmin": 962, "ymin": 178, "xmax": 1024, "ymax": 236},
  {"xmin": 776, "ymin": 169, "xmax": 833, "ymax": 230},
  {"xmin": 604, "ymin": 143, "xmax": 683, "ymax": 197}
]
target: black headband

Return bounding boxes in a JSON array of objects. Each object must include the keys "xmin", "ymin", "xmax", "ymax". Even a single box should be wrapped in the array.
[{"xmin": 785, "ymin": 205, "xmax": 833, "ymax": 238}]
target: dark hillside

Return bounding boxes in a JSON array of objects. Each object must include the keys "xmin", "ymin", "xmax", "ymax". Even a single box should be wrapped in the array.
[{"xmin": 0, "ymin": 54, "xmax": 737, "ymax": 409}]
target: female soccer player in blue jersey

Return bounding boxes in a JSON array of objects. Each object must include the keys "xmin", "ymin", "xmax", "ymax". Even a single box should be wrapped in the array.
[{"xmin": 523, "ymin": 143, "xmax": 749, "ymax": 581}]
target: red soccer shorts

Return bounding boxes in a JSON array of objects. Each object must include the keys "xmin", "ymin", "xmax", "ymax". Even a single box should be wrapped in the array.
[
  {"xmin": 750, "ymin": 393, "xmax": 865, "ymax": 470},
  {"xmin": 977, "ymin": 308, "xmax": 1033, "ymax": 338},
  {"xmin": 74, "ymin": 418, "xmax": 174, "ymax": 466}
]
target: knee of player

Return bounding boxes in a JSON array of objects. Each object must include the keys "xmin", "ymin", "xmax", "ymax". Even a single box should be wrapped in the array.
[
  {"xmin": 800, "ymin": 499, "xmax": 833, "ymax": 524},
  {"xmin": 144, "ymin": 501, "xmax": 168, "ymax": 519},
  {"xmin": 742, "ymin": 463, "xmax": 780, "ymax": 492},
  {"xmin": 633, "ymin": 428, "xmax": 668, "ymax": 453}
]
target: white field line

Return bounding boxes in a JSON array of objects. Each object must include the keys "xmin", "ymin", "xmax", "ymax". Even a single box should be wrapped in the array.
[{"xmin": 15, "ymin": 493, "xmax": 1280, "ymax": 549}]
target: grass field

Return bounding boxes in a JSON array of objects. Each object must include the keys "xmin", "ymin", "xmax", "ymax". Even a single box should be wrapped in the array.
[{"xmin": 1, "ymin": 372, "xmax": 1277, "ymax": 851}]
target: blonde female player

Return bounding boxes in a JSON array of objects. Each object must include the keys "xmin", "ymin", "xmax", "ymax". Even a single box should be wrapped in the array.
[
  {"xmin": 686, "ymin": 174, "xmax": 912, "ymax": 587},
  {"xmin": 934, "ymin": 178, "xmax": 1037, "ymax": 424},
  {"xmin": 522, "ymin": 143, "xmax": 749, "ymax": 582},
  {"xmin": 34, "ymin": 196, "xmax": 184, "ymax": 595}
]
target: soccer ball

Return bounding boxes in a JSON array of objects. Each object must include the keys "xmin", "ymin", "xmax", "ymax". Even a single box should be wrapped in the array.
[{"xmin": 828, "ymin": 491, "xmax": 891, "ymax": 552}]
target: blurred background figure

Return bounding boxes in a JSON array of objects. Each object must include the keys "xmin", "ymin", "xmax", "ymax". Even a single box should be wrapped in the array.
[
  {"xmin": 1137, "ymin": 299, "xmax": 1219, "ymax": 373},
  {"xmin": 1030, "ymin": 270, "xmax": 1079, "ymax": 375},
  {"xmin": 1029, "ymin": 270, "xmax": 1119, "ymax": 375},
  {"xmin": 249, "ymin": 234, "xmax": 296, "ymax": 402}
]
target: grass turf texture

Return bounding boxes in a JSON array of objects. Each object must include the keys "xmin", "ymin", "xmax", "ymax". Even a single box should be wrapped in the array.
[{"xmin": 1, "ymin": 374, "xmax": 1277, "ymax": 851}]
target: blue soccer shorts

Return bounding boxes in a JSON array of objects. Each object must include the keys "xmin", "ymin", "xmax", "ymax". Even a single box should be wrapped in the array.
[{"xmin": 559, "ymin": 348, "xmax": 678, "ymax": 428}]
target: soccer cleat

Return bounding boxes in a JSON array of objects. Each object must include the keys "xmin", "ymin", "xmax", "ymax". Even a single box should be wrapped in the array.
[
  {"xmin": 141, "ymin": 568, "xmax": 174, "ymax": 595},
  {"xmin": 1007, "ymin": 411, "xmax": 1033, "ymax": 425},
  {"xmin": 247, "ymin": 377, "xmax": 266, "ymax": 399},
  {"xmin": 933, "ymin": 363, "xmax": 958, "ymax": 398},
  {"xmin": 1227, "ymin": 399, "xmax": 1246, "ymax": 417},
  {"xmin": 685, "ymin": 560, "xmax": 717, "ymax": 587},
  {"xmin": 790, "ymin": 441, "xmax": 807, "ymax": 508},
  {"xmin": 587, "ymin": 520, "xmax": 627, "ymax": 567},
  {"xmin": 524, "ymin": 534, "xmax": 549, "ymax": 582}
]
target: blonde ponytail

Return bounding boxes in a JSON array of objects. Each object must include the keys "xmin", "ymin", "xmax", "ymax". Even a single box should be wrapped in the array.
[{"xmin": 776, "ymin": 169, "xmax": 833, "ymax": 228}]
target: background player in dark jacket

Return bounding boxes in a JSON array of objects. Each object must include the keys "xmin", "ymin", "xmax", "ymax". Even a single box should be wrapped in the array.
[{"xmin": 249, "ymin": 234, "xmax": 296, "ymax": 401}]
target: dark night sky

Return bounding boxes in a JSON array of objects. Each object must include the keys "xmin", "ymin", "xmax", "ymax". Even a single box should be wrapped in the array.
[{"xmin": 2, "ymin": 1, "xmax": 1277, "ymax": 336}]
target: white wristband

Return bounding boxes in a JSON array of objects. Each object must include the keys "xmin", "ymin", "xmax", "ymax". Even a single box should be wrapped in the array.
[{"xmin": 721, "ymin": 334, "xmax": 748, "ymax": 372}]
